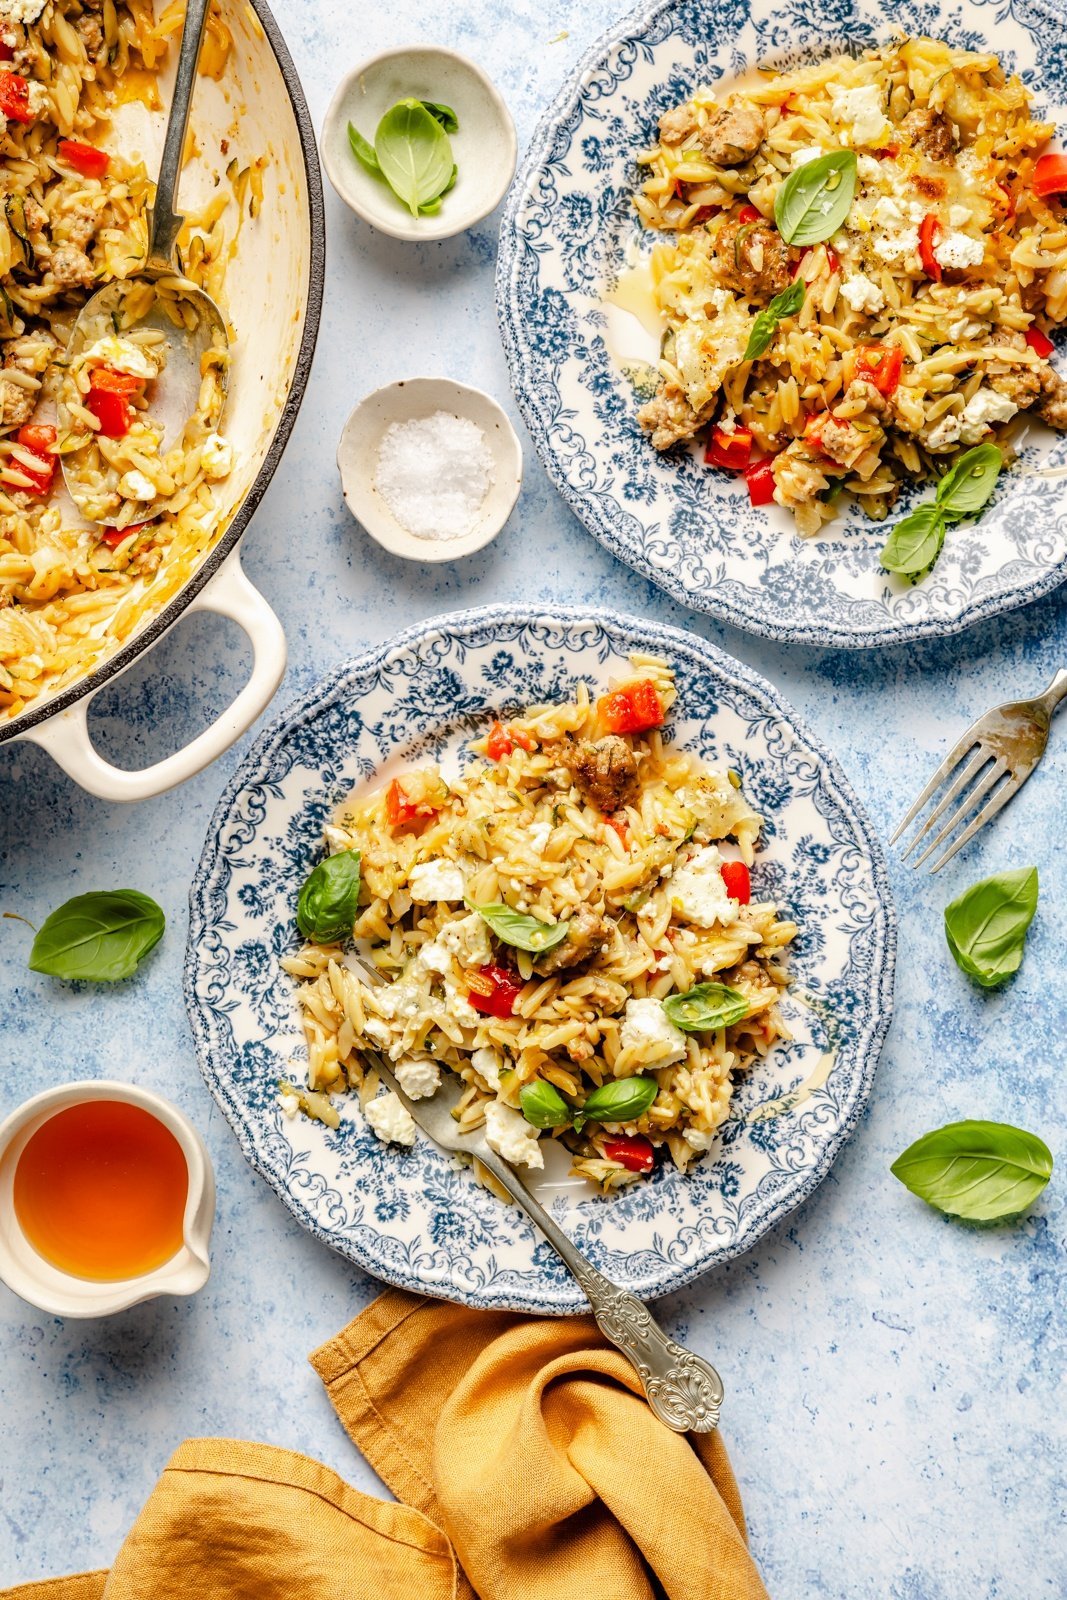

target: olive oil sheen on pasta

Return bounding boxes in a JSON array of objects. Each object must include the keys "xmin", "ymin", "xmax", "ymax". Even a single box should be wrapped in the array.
[{"xmin": 13, "ymin": 1101, "xmax": 188, "ymax": 1281}]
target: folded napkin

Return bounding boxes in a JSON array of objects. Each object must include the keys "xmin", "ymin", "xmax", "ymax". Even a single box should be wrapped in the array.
[{"xmin": 3, "ymin": 1290, "xmax": 769, "ymax": 1600}]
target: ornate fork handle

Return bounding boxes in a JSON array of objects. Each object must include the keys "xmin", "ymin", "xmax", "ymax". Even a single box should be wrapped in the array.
[{"xmin": 478, "ymin": 1146, "xmax": 724, "ymax": 1432}]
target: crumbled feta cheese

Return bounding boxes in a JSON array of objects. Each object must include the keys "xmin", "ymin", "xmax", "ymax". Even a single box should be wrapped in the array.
[
  {"xmin": 870, "ymin": 197, "xmax": 905, "ymax": 229},
  {"xmin": 948, "ymin": 204, "xmax": 971, "ymax": 228},
  {"xmin": 872, "ymin": 227, "xmax": 920, "ymax": 265},
  {"xmin": 374, "ymin": 978, "xmax": 423, "ymax": 1021},
  {"xmin": 278, "ymin": 1090, "xmax": 300, "ymax": 1119},
  {"xmin": 856, "ymin": 154, "xmax": 882, "ymax": 183},
  {"xmin": 790, "ymin": 144, "xmax": 824, "ymax": 169},
  {"xmin": 959, "ymin": 387, "xmax": 1017, "ymax": 442},
  {"xmin": 668, "ymin": 844, "xmax": 742, "ymax": 928},
  {"xmin": 707, "ymin": 287, "xmax": 732, "ymax": 312},
  {"xmin": 934, "ymin": 230, "xmax": 984, "ymax": 270},
  {"xmin": 408, "ymin": 859, "xmax": 466, "ymax": 902},
  {"xmin": 117, "ymin": 470, "xmax": 157, "ymax": 502},
  {"xmin": 830, "ymin": 84, "xmax": 888, "ymax": 147},
  {"xmin": 443, "ymin": 978, "xmax": 480, "ymax": 1027},
  {"xmin": 483, "ymin": 1101, "xmax": 543, "ymax": 1169},
  {"xmin": 363, "ymin": 1017, "xmax": 392, "ymax": 1049},
  {"xmin": 417, "ymin": 937, "xmax": 452, "ymax": 976},
  {"xmin": 200, "ymin": 432, "xmax": 233, "ymax": 480},
  {"xmin": 85, "ymin": 335, "xmax": 159, "ymax": 381},
  {"xmin": 840, "ymin": 272, "xmax": 885, "ymax": 315},
  {"xmin": 526, "ymin": 821, "xmax": 552, "ymax": 855},
  {"xmin": 0, "ymin": 1, "xmax": 47, "ymax": 23},
  {"xmin": 472, "ymin": 1046, "xmax": 504, "ymax": 1090},
  {"xmin": 394, "ymin": 1055, "xmax": 440, "ymax": 1100},
  {"xmin": 924, "ymin": 412, "xmax": 962, "ymax": 451},
  {"xmin": 365, "ymin": 1090, "xmax": 417, "ymax": 1146},
  {"xmin": 25, "ymin": 79, "xmax": 48, "ymax": 116},
  {"xmin": 619, "ymin": 997, "xmax": 688, "ymax": 1066},
  {"xmin": 684, "ymin": 1126, "xmax": 715, "ymax": 1152},
  {"xmin": 438, "ymin": 911, "xmax": 492, "ymax": 969}
]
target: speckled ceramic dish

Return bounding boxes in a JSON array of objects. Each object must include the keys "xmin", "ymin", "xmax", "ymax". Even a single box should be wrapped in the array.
[
  {"xmin": 184, "ymin": 605, "xmax": 895, "ymax": 1313},
  {"xmin": 321, "ymin": 46, "xmax": 516, "ymax": 242},
  {"xmin": 337, "ymin": 378, "xmax": 523, "ymax": 560},
  {"xmin": 496, "ymin": 0, "xmax": 1067, "ymax": 649}
]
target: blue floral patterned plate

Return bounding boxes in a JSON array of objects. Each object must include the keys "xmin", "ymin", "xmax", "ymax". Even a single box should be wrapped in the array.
[
  {"xmin": 496, "ymin": 0, "xmax": 1067, "ymax": 648},
  {"xmin": 185, "ymin": 606, "xmax": 895, "ymax": 1312}
]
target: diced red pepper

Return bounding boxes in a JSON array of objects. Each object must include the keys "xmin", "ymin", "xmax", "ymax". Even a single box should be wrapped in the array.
[
  {"xmin": 852, "ymin": 344, "xmax": 903, "ymax": 396},
  {"xmin": 57, "ymin": 139, "xmax": 110, "ymax": 180},
  {"xmin": 467, "ymin": 963, "xmax": 525, "ymax": 1019},
  {"xmin": 737, "ymin": 203, "xmax": 761, "ymax": 224},
  {"xmin": 384, "ymin": 777, "xmax": 441, "ymax": 829},
  {"xmin": 599, "ymin": 680, "xmax": 664, "ymax": 735},
  {"xmin": 872, "ymin": 145, "xmax": 900, "ymax": 160},
  {"xmin": 13, "ymin": 422, "xmax": 57, "ymax": 495},
  {"xmin": 510, "ymin": 726, "xmax": 535, "ymax": 752},
  {"xmin": 486, "ymin": 720, "xmax": 513, "ymax": 761},
  {"xmin": 86, "ymin": 386, "xmax": 131, "ymax": 438},
  {"xmin": 919, "ymin": 213, "xmax": 942, "ymax": 281},
  {"xmin": 100, "ymin": 521, "xmax": 148, "ymax": 549},
  {"xmin": 705, "ymin": 425, "xmax": 753, "ymax": 472},
  {"xmin": 1026, "ymin": 326, "xmax": 1055, "ymax": 359},
  {"xmin": 602, "ymin": 1134, "xmax": 655, "ymax": 1173},
  {"xmin": 1033, "ymin": 152, "xmax": 1067, "ymax": 199},
  {"xmin": 89, "ymin": 366, "xmax": 142, "ymax": 396},
  {"xmin": 744, "ymin": 456, "xmax": 777, "ymax": 507},
  {"xmin": 720, "ymin": 859, "xmax": 751, "ymax": 904},
  {"xmin": 0, "ymin": 70, "xmax": 32, "ymax": 124},
  {"xmin": 691, "ymin": 205, "xmax": 720, "ymax": 225},
  {"xmin": 0, "ymin": 41, "xmax": 13, "ymax": 63},
  {"xmin": 605, "ymin": 816, "xmax": 630, "ymax": 848}
]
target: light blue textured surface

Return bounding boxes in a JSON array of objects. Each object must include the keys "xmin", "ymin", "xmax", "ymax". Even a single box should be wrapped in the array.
[{"xmin": 0, "ymin": 1, "xmax": 1064, "ymax": 1595}]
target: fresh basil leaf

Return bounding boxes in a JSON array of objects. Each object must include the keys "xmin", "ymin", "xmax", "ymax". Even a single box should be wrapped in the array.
[
  {"xmin": 891, "ymin": 1120, "xmax": 1052, "ymax": 1220},
  {"xmin": 743, "ymin": 277, "xmax": 805, "ymax": 362},
  {"xmin": 774, "ymin": 149, "xmax": 857, "ymax": 245},
  {"xmin": 519, "ymin": 1079, "xmax": 572, "ymax": 1128},
  {"xmin": 579, "ymin": 1075, "xmax": 658, "ymax": 1126},
  {"xmin": 28, "ymin": 890, "xmax": 165, "ymax": 982},
  {"xmin": 374, "ymin": 98, "xmax": 455, "ymax": 218},
  {"xmin": 297, "ymin": 849, "xmax": 362, "ymax": 943},
  {"xmin": 420, "ymin": 100, "xmax": 458, "ymax": 133},
  {"xmin": 662, "ymin": 982, "xmax": 750, "ymax": 1033},
  {"xmin": 943, "ymin": 867, "xmax": 1038, "ymax": 987},
  {"xmin": 880, "ymin": 502, "xmax": 946, "ymax": 576},
  {"xmin": 935, "ymin": 443, "xmax": 1002, "ymax": 520},
  {"xmin": 347, "ymin": 121, "xmax": 382, "ymax": 176},
  {"xmin": 467, "ymin": 900, "xmax": 568, "ymax": 953}
]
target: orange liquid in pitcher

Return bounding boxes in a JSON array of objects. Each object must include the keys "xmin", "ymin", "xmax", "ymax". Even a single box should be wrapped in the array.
[{"xmin": 13, "ymin": 1101, "xmax": 188, "ymax": 1281}]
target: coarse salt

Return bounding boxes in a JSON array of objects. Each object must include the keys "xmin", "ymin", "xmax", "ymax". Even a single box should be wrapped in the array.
[{"xmin": 375, "ymin": 410, "xmax": 494, "ymax": 541}]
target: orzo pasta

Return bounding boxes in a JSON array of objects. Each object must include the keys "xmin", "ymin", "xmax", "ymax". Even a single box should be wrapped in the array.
[{"xmin": 282, "ymin": 657, "xmax": 797, "ymax": 1192}]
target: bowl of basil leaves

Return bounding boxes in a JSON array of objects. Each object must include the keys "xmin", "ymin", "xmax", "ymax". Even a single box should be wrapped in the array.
[{"xmin": 320, "ymin": 45, "xmax": 516, "ymax": 242}]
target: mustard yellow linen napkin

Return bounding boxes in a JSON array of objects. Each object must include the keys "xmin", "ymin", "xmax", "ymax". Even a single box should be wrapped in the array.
[{"xmin": 3, "ymin": 1288, "xmax": 768, "ymax": 1600}]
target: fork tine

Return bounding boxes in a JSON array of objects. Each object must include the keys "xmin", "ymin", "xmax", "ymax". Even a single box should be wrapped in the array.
[
  {"xmin": 889, "ymin": 731, "xmax": 984, "ymax": 845},
  {"xmin": 929, "ymin": 777, "xmax": 1020, "ymax": 874},
  {"xmin": 899, "ymin": 747, "xmax": 988, "ymax": 860},
  {"xmin": 911, "ymin": 758, "xmax": 1009, "ymax": 870}
]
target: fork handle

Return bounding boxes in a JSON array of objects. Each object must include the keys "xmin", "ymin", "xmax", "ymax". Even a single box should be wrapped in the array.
[
  {"xmin": 1037, "ymin": 670, "xmax": 1067, "ymax": 716},
  {"xmin": 476, "ymin": 1147, "xmax": 724, "ymax": 1432}
]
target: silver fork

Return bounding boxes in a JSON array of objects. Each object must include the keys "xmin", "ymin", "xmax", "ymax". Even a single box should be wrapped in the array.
[
  {"xmin": 350, "ymin": 956, "xmax": 724, "ymax": 1433},
  {"xmin": 891, "ymin": 670, "xmax": 1067, "ymax": 873}
]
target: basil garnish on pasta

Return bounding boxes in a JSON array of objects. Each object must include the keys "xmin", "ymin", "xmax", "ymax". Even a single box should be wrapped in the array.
[
  {"xmin": 662, "ymin": 982, "xmax": 750, "ymax": 1032},
  {"xmin": 743, "ymin": 278, "xmax": 805, "ymax": 361},
  {"xmin": 468, "ymin": 901, "xmax": 569, "ymax": 953},
  {"xmin": 577, "ymin": 1076, "xmax": 658, "ymax": 1128},
  {"xmin": 774, "ymin": 150, "xmax": 857, "ymax": 245},
  {"xmin": 296, "ymin": 850, "xmax": 362, "ymax": 943},
  {"xmin": 881, "ymin": 445, "xmax": 1003, "ymax": 578},
  {"xmin": 519, "ymin": 1080, "xmax": 572, "ymax": 1128}
]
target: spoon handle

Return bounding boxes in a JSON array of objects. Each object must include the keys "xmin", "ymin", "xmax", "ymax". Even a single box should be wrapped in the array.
[
  {"xmin": 475, "ymin": 1144, "xmax": 724, "ymax": 1433},
  {"xmin": 148, "ymin": 0, "xmax": 213, "ymax": 269}
]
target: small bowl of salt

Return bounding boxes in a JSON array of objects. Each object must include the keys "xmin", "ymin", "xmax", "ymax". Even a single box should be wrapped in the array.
[{"xmin": 337, "ymin": 378, "xmax": 523, "ymax": 561}]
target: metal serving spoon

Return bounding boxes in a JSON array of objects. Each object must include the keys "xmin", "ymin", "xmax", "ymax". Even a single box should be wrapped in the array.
[
  {"xmin": 60, "ymin": 0, "xmax": 229, "ymax": 522},
  {"xmin": 351, "ymin": 955, "xmax": 725, "ymax": 1433}
]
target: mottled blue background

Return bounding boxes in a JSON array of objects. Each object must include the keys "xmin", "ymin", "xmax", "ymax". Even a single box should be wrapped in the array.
[{"xmin": 1, "ymin": 2, "xmax": 1065, "ymax": 1595}]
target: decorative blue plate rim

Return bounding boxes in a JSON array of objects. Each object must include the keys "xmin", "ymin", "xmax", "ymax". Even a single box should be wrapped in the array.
[
  {"xmin": 185, "ymin": 603, "xmax": 897, "ymax": 1312},
  {"xmin": 495, "ymin": 0, "xmax": 1067, "ymax": 650}
]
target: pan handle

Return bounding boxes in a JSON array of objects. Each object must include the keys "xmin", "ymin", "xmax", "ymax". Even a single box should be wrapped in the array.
[{"xmin": 20, "ymin": 550, "xmax": 286, "ymax": 802}]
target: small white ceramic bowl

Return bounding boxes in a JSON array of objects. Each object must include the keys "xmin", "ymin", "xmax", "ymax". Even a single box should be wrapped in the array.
[
  {"xmin": 320, "ymin": 46, "xmax": 517, "ymax": 242},
  {"xmin": 337, "ymin": 377, "xmax": 523, "ymax": 561},
  {"xmin": 0, "ymin": 1081, "xmax": 215, "ymax": 1318}
]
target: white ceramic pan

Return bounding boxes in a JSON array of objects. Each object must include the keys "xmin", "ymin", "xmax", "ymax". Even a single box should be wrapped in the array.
[{"xmin": 0, "ymin": 0, "xmax": 324, "ymax": 801}]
